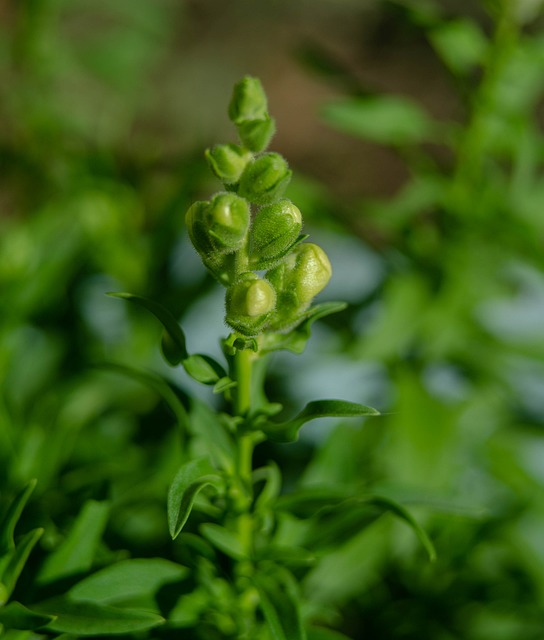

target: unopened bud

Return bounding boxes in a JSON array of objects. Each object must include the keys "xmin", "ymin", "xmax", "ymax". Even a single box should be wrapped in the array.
[
  {"xmin": 237, "ymin": 116, "xmax": 276, "ymax": 153},
  {"xmin": 205, "ymin": 144, "xmax": 252, "ymax": 184},
  {"xmin": 228, "ymin": 76, "xmax": 268, "ymax": 124},
  {"xmin": 250, "ymin": 199, "xmax": 302, "ymax": 267},
  {"xmin": 238, "ymin": 153, "xmax": 292, "ymax": 206},
  {"xmin": 266, "ymin": 243, "xmax": 332, "ymax": 330},
  {"xmin": 225, "ymin": 273, "xmax": 276, "ymax": 336},
  {"xmin": 186, "ymin": 193, "xmax": 250, "ymax": 256}
]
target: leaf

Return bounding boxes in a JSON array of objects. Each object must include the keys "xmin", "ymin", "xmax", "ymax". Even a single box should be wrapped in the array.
[
  {"xmin": 255, "ymin": 545, "xmax": 316, "ymax": 568},
  {"xmin": 262, "ymin": 400, "xmax": 380, "ymax": 443},
  {"xmin": 429, "ymin": 18, "xmax": 488, "ymax": 75},
  {"xmin": 0, "ymin": 602, "xmax": 56, "ymax": 631},
  {"xmin": 38, "ymin": 501, "xmax": 109, "ymax": 585},
  {"xmin": 182, "ymin": 354, "xmax": 226, "ymax": 385},
  {"xmin": 108, "ymin": 293, "xmax": 188, "ymax": 363},
  {"xmin": 1, "ymin": 529, "xmax": 43, "ymax": 597},
  {"xmin": 260, "ymin": 302, "xmax": 347, "ymax": 355},
  {"xmin": 68, "ymin": 558, "xmax": 189, "ymax": 605},
  {"xmin": 0, "ymin": 480, "xmax": 37, "ymax": 555},
  {"xmin": 253, "ymin": 568, "xmax": 305, "ymax": 640},
  {"xmin": 99, "ymin": 363, "xmax": 189, "ymax": 430},
  {"xmin": 167, "ymin": 458, "xmax": 223, "ymax": 540},
  {"xmin": 188, "ymin": 398, "xmax": 236, "ymax": 470},
  {"xmin": 199, "ymin": 524, "xmax": 246, "ymax": 560},
  {"xmin": 253, "ymin": 462, "xmax": 282, "ymax": 512},
  {"xmin": 213, "ymin": 376, "xmax": 237, "ymax": 394},
  {"xmin": 35, "ymin": 598, "xmax": 164, "ymax": 635},
  {"xmin": 322, "ymin": 95, "xmax": 433, "ymax": 145}
]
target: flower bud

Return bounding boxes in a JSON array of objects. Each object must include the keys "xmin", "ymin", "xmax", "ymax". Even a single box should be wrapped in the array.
[
  {"xmin": 186, "ymin": 193, "xmax": 250, "ymax": 256},
  {"xmin": 228, "ymin": 76, "xmax": 268, "ymax": 124},
  {"xmin": 237, "ymin": 116, "xmax": 276, "ymax": 153},
  {"xmin": 238, "ymin": 153, "xmax": 292, "ymax": 206},
  {"xmin": 266, "ymin": 243, "xmax": 332, "ymax": 330},
  {"xmin": 225, "ymin": 273, "xmax": 276, "ymax": 336},
  {"xmin": 205, "ymin": 144, "xmax": 252, "ymax": 184},
  {"xmin": 250, "ymin": 199, "xmax": 302, "ymax": 267}
]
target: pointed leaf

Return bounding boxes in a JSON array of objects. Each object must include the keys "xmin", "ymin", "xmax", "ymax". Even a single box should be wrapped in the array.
[
  {"xmin": 253, "ymin": 568, "xmax": 305, "ymax": 640},
  {"xmin": 307, "ymin": 627, "xmax": 353, "ymax": 640},
  {"xmin": 38, "ymin": 501, "xmax": 109, "ymax": 585},
  {"xmin": 69, "ymin": 558, "xmax": 189, "ymax": 605},
  {"xmin": 263, "ymin": 400, "xmax": 379, "ymax": 443},
  {"xmin": 0, "ymin": 601, "xmax": 56, "ymax": 631},
  {"xmin": 255, "ymin": 545, "xmax": 316, "ymax": 568},
  {"xmin": 1, "ymin": 529, "xmax": 43, "ymax": 596},
  {"xmin": 35, "ymin": 598, "xmax": 164, "ymax": 635},
  {"xmin": 108, "ymin": 293, "xmax": 188, "ymax": 363},
  {"xmin": 200, "ymin": 524, "xmax": 246, "ymax": 560},
  {"xmin": 213, "ymin": 376, "xmax": 237, "ymax": 394},
  {"xmin": 0, "ymin": 480, "xmax": 37, "ymax": 555},
  {"xmin": 167, "ymin": 459, "xmax": 223, "ymax": 540}
]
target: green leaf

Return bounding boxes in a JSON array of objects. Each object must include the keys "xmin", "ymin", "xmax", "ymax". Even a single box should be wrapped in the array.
[
  {"xmin": 167, "ymin": 458, "xmax": 223, "ymax": 540},
  {"xmin": 253, "ymin": 462, "xmax": 282, "ymax": 512},
  {"xmin": 213, "ymin": 376, "xmax": 237, "ymax": 394},
  {"xmin": 260, "ymin": 302, "xmax": 347, "ymax": 355},
  {"xmin": 1, "ymin": 529, "xmax": 43, "ymax": 597},
  {"xmin": 188, "ymin": 398, "xmax": 237, "ymax": 470},
  {"xmin": 108, "ymin": 293, "xmax": 188, "ymax": 363},
  {"xmin": 0, "ymin": 480, "xmax": 37, "ymax": 555},
  {"xmin": 322, "ymin": 95, "xmax": 433, "ymax": 145},
  {"xmin": 262, "ymin": 400, "xmax": 380, "ymax": 443},
  {"xmin": 99, "ymin": 363, "xmax": 189, "ymax": 430},
  {"xmin": 199, "ymin": 524, "xmax": 246, "ymax": 560},
  {"xmin": 253, "ymin": 568, "xmax": 305, "ymax": 640},
  {"xmin": 429, "ymin": 18, "xmax": 488, "ymax": 75},
  {"xmin": 255, "ymin": 545, "xmax": 316, "ymax": 568},
  {"xmin": 38, "ymin": 501, "xmax": 109, "ymax": 585},
  {"xmin": 0, "ymin": 602, "xmax": 56, "ymax": 631},
  {"xmin": 68, "ymin": 558, "xmax": 189, "ymax": 605},
  {"xmin": 35, "ymin": 598, "xmax": 164, "ymax": 636},
  {"xmin": 182, "ymin": 354, "xmax": 226, "ymax": 385}
]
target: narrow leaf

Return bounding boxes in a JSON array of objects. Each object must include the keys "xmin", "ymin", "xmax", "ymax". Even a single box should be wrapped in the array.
[
  {"xmin": 0, "ymin": 479, "xmax": 37, "ymax": 554},
  {"xmin": 253, "ymin": 568, "xmax": 305, "ymax": 640},
  {"xmin": 360, "ymin": 495, "xmax": 436, "ymax": 562},
  {"xmin": 167, "ymin": 459, "xmax": 223, "ymax": 540},
  {"xmin": 2, "ymin": 528, "xmax": 43, "ymax": 596},
  {"xmin": 0, "ymin": 601, "xmax": 56, "ymax": 631},
  {"xmin": 213, "ymin": 376, "xmax": 237, "ymax": 394},
  {"xmin": 38, "ymin": 501, "xmax": 109, "ymax": 585},
  {"xmin": 263, "ymin": 400, "xmax": 379, "ymax": 443},
  {"xmin": 35, "ymin": 598, "xmax": 164, "ymax": 635},
  {"xmin": 68, "ymin": 558, "xmax": 189, "ymax": 605},
  {"xmin": 200, "ymin": 524, "xmax": 246, "ymax": 560},
  {"xmin": 322, "ymin": 95, "xmax": 433, "ymax": 145},
  {"xmin": 108, "ymin": 293, "xmax": 188, "ymax": 363},
  {"xmin": 307, "ymin": 627, "xmax": 353, "ymax": 640}
]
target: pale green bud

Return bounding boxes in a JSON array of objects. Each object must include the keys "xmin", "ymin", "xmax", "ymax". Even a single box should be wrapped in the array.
[
  {"xmin": 250, "ymin": 199, "xmax": 302, "ymax": 268},
  {"xmin": 225, "ymin": 273, "xmax": 276, "ymax": 336},
  {"xmin": 266, "ymin": 243, "xmax": 332, "ymax": 330},
  {"xmin": 205, "ymin": 144, "xmax": 252, "ymax": 184},
  {"xmin": 228, "ymin": 76, "xmax": 268, "ymax": 124},
  {"xmin": 186, "ymin": 193, "xmax": 250, "ymax": 256},
  {"xmin": 238, "ymin": 153, "xmax": 292, "ymax": 206},
  {"xmin": 237, "ymin": 116, "xmax": 276, "ymax": 153}
]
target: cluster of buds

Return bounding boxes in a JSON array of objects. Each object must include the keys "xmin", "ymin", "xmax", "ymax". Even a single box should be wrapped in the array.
[{"xmin": 186, "ymin": 76, "xmax": 332, "ymax": 338}]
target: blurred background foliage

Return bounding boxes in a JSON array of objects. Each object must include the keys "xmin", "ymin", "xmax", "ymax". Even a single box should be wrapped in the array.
[{"xmin": 2, "ymin": 0, "xmax": 544, "ymax": 637}]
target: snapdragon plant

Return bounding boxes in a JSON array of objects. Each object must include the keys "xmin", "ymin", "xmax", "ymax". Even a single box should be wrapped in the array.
[{"xmin": 106, "ymin": 77, "xmax": 434, "ymax": 639}]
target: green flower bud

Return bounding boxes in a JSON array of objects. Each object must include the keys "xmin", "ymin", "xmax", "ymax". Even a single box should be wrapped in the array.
[
  {"xmin": 186, "ymin": 193, "xmax": 250, "ymax": 256},
  {"xmin": 226, "ymin": 273, "xmax": 276, "ymax": 336},
  {"xmin": 238, "ymin": 153, "xmax": 292, "ymax": 206},
  {"xmin": 266, "ymin": 243, "xmax": 332, "ymax": 330},
  {"xmin": 250, "ymin": 199, "xmax": 303, "ymax": 268},
  {"xmin": 205, "ymin": 144, "xmax": 252, "ymax": 184},
  {"xmin": 237, "ymin": 116, "xmax": 276, "ymax": 153},
  {"xmin": 228, "ymin": 76, "xmax": 268, "ymax": 124}
]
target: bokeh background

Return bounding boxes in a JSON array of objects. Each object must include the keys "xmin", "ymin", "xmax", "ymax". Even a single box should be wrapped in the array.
[{"xmin": 2, "ymin": 0, "xmax": 544, "ymax": 638}]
